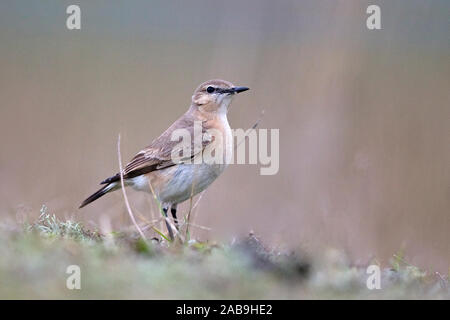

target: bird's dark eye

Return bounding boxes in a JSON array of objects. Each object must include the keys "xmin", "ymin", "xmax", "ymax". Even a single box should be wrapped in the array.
[{"xmin": 206, "ymin": 86, "xmax": 215, "ymax": 93}]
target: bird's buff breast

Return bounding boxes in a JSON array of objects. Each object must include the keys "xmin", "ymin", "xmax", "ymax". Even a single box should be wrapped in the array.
[{"xmin": 160, "ymin": 162, "xmax": 226, "ymax": 204}]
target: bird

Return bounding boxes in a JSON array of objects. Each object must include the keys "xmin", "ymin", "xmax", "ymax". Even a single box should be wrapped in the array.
[{"xmin": 79, "ymin": 79, "xmax": 249, "ymax": 239}]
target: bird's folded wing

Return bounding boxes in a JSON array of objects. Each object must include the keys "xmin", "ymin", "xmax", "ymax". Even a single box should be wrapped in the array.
[{"xmin": 101, "ymin": 118, "xmax": 214, "ymax": 184}]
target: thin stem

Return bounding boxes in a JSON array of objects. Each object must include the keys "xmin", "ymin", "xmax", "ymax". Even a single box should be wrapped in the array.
[{"xmin": 117, "ymin": 134, "xmax": 146, "ymax": 240}]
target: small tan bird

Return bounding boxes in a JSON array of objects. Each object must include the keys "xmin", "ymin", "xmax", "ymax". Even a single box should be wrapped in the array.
[{"xmin": 80, "ymin": 79, "xmax": 249, "ymax": 239}]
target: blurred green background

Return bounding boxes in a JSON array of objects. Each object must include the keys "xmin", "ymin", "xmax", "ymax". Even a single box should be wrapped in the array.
[{"xmin": 0, "ymin": 1, "xmax": 448, "ymax": 272}]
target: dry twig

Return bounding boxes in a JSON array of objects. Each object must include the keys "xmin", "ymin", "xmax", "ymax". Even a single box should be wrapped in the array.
[{"xmin": 117, "ymin": 134, "xmax": 146, "ymax": 240}]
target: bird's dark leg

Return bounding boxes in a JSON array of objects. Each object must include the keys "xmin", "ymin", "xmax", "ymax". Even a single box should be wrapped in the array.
[
  {"xmin": 170, "ymin": 205, "xmax": 179, "ymax": 230},
  {"xmin": 162, "ymin": 206, "xmax": 174, "ymax": 241}
]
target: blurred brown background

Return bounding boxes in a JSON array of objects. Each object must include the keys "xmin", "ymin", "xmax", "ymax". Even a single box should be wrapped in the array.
[{"xmin": 0, "ymin": 1, "xmax": 448, "ymax": 271}]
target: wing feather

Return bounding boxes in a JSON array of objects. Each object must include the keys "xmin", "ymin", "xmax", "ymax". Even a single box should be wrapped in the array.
[{"xmin": 101, "ymin": 114, "xmax": 214, "ymax": 184}]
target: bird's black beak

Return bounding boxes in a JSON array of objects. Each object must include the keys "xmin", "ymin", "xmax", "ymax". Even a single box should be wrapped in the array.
[
  {"xmin": 232, "ymin": 86, "xmax": 249, "ymax": 94},
  {"xmin": 217, "ymin": 86, "xmax": 249, "ymax": 95}
]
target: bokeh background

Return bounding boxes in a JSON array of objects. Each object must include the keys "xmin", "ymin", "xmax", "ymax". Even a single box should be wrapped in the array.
[{"xmin": 0, "ymin": 1, "xmax": 448, "ymax": 272}]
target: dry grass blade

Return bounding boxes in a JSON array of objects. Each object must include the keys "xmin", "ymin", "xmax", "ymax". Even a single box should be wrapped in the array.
[
  {"xmin": 146, "ymin": 178, "xmax": 183, "ymax": 242},
  {"xmin": 184, "ymin": 165, "xmax": 199, "ymax": 240},
  {"xmin": 184, "ymin": 190, "xmax": 207, "ymax": 238},
  {"xmin": 117, "ymin": 134, "xmax": 146, "ymax": 240},
  {"xmin": 184, "ymin": 222, "xmax": 212, "ymax": 231},
  {"xmin": 235, "ymin": 109, "xmax": 265, "ymax": 149}
]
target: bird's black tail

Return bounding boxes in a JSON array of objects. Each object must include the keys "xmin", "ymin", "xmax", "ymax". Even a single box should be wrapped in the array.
[{"xmin": 79, "ymin": 183, "xmax": 118, "ymax": 208}]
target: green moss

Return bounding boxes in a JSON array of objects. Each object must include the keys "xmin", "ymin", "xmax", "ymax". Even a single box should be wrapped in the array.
[{"xmin": 0, "ymin": 206, "xmax": 447, "ymax": 299}]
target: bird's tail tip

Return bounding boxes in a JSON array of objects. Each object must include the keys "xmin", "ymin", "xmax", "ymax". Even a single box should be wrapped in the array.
[{"xmin": 79, "ymin": 183, "xmax": 116, "ymax": 209}]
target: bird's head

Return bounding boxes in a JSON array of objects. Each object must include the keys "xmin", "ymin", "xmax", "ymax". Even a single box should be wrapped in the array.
[{"xmin": 191, "ymin": 79, "xmax": 249, "ymax": 114}]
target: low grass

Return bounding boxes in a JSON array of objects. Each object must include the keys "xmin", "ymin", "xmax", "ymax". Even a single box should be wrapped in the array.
[{"xmin": 0, "ymin": 205, "xmax": 447, "ymax": 299}]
